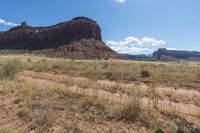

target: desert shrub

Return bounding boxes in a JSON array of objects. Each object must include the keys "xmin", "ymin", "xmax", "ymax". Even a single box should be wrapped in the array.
[
  {"xmin": 17, "ymin": 110, "xmax": 30, "ymax": 121},
  {"xmin": 28, "ymin": 112, "xmax": 54, "ymax": 133},
  {"xmin": 78, "ymin": 97, "xmax": 94, "ymax": 110},
  {"xmin": 27, "ymin": 58, "xmax": 32, "ymax": 63},
  {"xmin": 139, "ymin": 110, "xmax": 161, "ymax": 130},
  {"xmin": 102, "ymin": 62, "xmax": 108, "ymax": 69},
  {"xmin": 78, "ymin": 97, "xmax": 105, "ymax": 113},
  {"xmin": 64, "ymin": 125, "xmax": 82, "ymax": 133},
  {"xmin": 1, "ymin": 59, "xmax": 22, "ymax": 79},
  {"xmin": 78, "ymin": 96, "xmax": 107, "ymax": 122},
  {"xmin": 155, "ymin": 128, "xmax": 165, "ymax": 133},
  {"xmin": 104, "ymin": 69, "xmax": 113, "ymax": 79},
  {"xmin": 118, "ymin": 100, "xmax": 141, "ymax": 122},
  {"xmin": 31, "ymin": 60, "xmax": 51, "ymax": 72},
  {"xmin": 140, "ymin": 70, "xmax": 151, "ymax": 78}
]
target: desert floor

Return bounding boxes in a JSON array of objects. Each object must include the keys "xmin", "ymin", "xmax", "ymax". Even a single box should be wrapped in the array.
[{"xmin": 0, "ymin": 54, "xmax": 200, "ymax": 133}]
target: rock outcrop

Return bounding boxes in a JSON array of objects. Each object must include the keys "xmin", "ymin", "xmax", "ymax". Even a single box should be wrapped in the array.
[
  {"xmin": 0, "ymin": 17, "xmax": 122, "ymax": 59},
  {"xmin": 34, "ymin": 39, "xmax": 122, "ymax": 59},
  {"xmin": 153, "ymin": 48, "xmax": 200, "ymax": 60},
  {"xmin": 0, "ymin": 17, "xmax": 102, "ymax": 50}
]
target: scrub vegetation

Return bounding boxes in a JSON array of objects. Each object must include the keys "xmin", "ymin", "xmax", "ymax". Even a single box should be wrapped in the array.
[{"xmin": 0, "ymin": 54, "xmax": 200, "ymax": 133}]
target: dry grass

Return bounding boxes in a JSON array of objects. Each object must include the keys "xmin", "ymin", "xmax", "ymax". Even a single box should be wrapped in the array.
[
  {"xmin": 0, "ymin": 80, "xmax": 18, "ymax": 94},
  {"xmin": 0, "ymin": 58, "xmax": 22, "ymax": 79},
  {"xmin": 0, "ymin": 77, "xmax": 168, "ymax": 132},
  {"xmin": 197, "ymin": 109, "xmax": 200, "ymax": 119},
  {"xmin": 1, "ymin": 54, "xmax": 200, "ymax": 87},
  {"xmin": 117, "ymin": 100, "xmax": 141, "ymax": 122},
  {"xmin": 0, "ymin": 54, "xmax": 200, "ymax": 132},
  {"xmin": 23, "ymin": 57, "xmax": 200, "ymax": 88},
  {"xmin": 0, "ymin": 128, "xmax": 16, "ymax": 133}
]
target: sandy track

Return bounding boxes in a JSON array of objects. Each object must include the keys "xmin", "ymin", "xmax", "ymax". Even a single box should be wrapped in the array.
[{"xmin": 17, "ymin": 71, "xmax": 200, "ymax": 118}]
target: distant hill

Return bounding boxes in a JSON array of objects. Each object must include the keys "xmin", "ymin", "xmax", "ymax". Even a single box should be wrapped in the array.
[
  {"xmin": 153, "ymin": 48, "xmax": 200, "ymax": 60},
  {"xmin": 0, "ymin": 17, "xmax": 122, "ymax": 59},
  {"xmin": 121, "ymin": 54, "xmax": 152, "ymax": 60},
  {"xmin": 122, "ymin": 48, "xmax": 200, "ymax": 61},
  {"xmin": 35, "ymin": 39, "xmax": 122, "ymax": 59}
]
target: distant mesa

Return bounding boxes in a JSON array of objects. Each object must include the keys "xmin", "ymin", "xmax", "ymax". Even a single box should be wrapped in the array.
[
  {"xmin": 153, "ymin": 48, "xmax": 200, "ymax": 60},
  {"xmin": 0, "ymin": 17, "xmax": 102, "ymax": 50},
  {"xmin": 122, "ymin": 48, "xmax": 200, "ymax": 61},
  {"xmin": 0, "ymin": 17, "xmax": 121, "ymax": 59}
]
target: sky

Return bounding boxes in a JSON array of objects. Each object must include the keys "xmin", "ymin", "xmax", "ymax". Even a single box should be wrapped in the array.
[{"xmin": 0, "ymin": 0, "xmax": 199, "ymax": 55}]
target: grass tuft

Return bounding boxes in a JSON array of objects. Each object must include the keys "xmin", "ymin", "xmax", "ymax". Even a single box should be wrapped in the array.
[
  {"xmin": 118, "ymin": 100, "xmax": 141, "ymax": 122},
  {"xmin": 1, "ymin": 58, "xmax": 22, "ymax": 79},
  {"xmin": 140, "ymin": 69, "xmax": 151, "ymax": 78}
]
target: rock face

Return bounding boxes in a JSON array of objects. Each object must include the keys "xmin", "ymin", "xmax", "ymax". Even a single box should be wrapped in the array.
[
  {"xmin": 0, "ymin": 17, "xmax": 122, "ymax": 59},
  {"xmin": 0, "ymin": 17, "xmax": 102, "ymax": 50},
  {"xmin": 153, "ymin": 48, "xmax": 200, "ymax": 60}
]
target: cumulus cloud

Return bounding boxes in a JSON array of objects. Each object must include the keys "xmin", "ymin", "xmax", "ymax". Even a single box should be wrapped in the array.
[
  {"xmin": 110, "ymin": 45, "xmax": 153, "ymax": 54},
  {"xmin": 106, "ymin": 36, "xmax": 166, "ymax": 54},
  {"xmin": 114, "ymin": 0, "xmax": 126, "ymax": 3},
  {"xmin": 166, "ymin": 48, "xmax": 179, "ymax": 50},
  {"xmin": 107, "ymin": 36, "xmax": 166, "ymax": 47},
  {"xmin": 141, "ymin": 37, "xmax": 166, "ymax": 46},
  {"xmin": 0, "ymin": 18, "xmax": 19, "ymax": 26}
]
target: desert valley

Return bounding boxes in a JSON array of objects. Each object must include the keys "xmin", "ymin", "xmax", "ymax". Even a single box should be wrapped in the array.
[{"xmin": 0, "ymin": 16, "xmax": 199, "ymax": 133}]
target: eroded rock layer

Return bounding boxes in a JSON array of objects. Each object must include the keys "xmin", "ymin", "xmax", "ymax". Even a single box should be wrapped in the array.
[
  {"xmin": 0, "ymin": 17, "xmax": 102, "ymax": 50},
  {"xmin": 153, "ymin": 48, "xmax": 200, "ymax": 60},
  {"xmin": 35, "ymin": 39, "xmax": 122, "ymax": 59}
]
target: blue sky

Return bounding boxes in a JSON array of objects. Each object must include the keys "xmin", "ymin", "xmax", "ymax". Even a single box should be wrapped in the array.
[{"xmin": 0, "ymin": 0, "xmax": 199, "ymax": 54}]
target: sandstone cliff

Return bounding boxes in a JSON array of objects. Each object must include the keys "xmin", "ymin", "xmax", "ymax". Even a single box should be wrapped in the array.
[
  {"xmin": 0, "ymin": 17, "xmax": 122, "ymax": 59},
  {"xmin": 153, "ymin": 48, "xmax": 200, "ymax": 60},
  {"xmin": 0, "ymin": 17, "xmax": 102, "ymax": 50}
]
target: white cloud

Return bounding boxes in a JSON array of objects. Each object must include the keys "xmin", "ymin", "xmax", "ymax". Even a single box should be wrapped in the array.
[
  {"xmin": 114, "ymin": 0, "xmax": 126, "ymax": 3},
  {"xmin": 110, "ymin": 45, "xmax": 153, "ymax": 54},
  {"xmin": 107, "ymin": 36, "xmax": 166, "ymax": 47},
  {"xmin": 166, "ymin": 48, "xmax": 179, "ymax": 50},
  {"xmin": 106, "ymin": 36, "xmax": 166, "ymax": 54},
  {"xmin": 141, "ymin": 37, "xmax": 166, "ymax": 46},
  {"xmin": 0, "ymin": 18, "xmax": 19, "ymax": 26}
]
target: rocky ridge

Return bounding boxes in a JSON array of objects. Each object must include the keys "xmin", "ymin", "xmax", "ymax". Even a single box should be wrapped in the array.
[
  {"xmin": 0, "ymin": 17, "xmax": 102, "ymax": 50},
  {"xmin": 0, "ymin": 17, "xmax": 122, "ymax": 59},
  {"xmin": 153, "ymin": 48, "xmax": 200, "ymax": 60}
]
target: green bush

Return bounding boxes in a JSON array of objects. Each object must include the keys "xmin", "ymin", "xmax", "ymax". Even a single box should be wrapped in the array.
[{"xmin": 1, "ymin": 59, "xmax": 22, "ymax": 79}]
